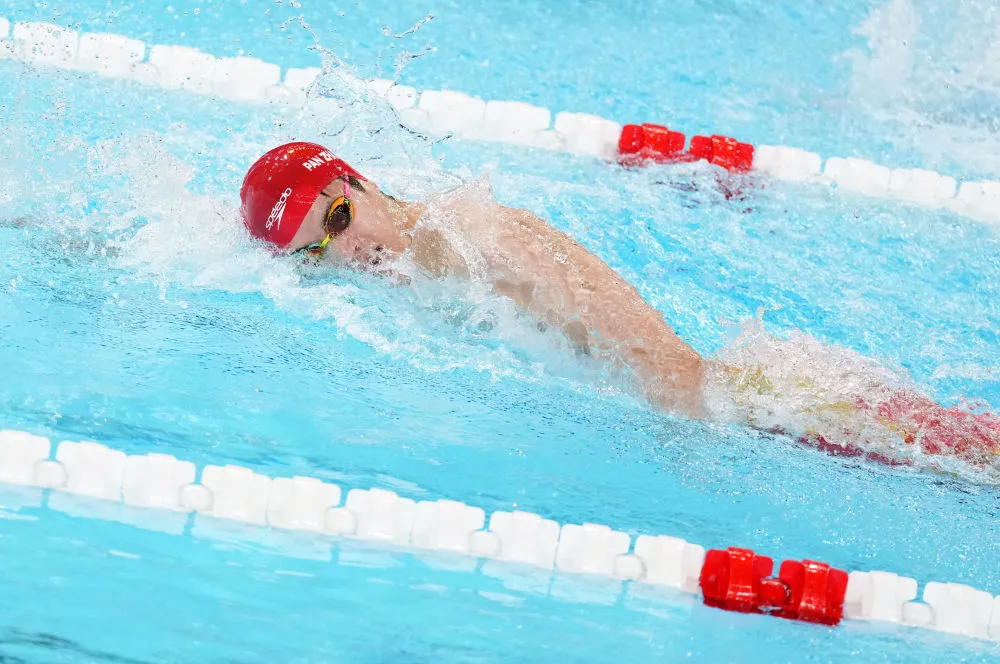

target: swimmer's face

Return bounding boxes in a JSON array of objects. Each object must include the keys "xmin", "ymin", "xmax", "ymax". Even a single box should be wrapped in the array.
[{"xmin": 289, "ymin": 177, "xmax": 408, "ymax": 264}]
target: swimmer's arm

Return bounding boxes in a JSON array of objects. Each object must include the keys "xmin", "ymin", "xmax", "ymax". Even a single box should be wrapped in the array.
[
  {"xmin": 624, "ymin": 316, "xmax": 708, "ymax": 417},
  {"xmin": 709, "ymin": 362, "xmax": 1000, "ymax": 463},
  {"xmin": 498, "ymin": 205, "xmax": 708, "ymax": 416}
]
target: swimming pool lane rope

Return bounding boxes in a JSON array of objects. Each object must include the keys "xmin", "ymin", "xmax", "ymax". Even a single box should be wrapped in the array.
[
  {"xmin": 1, "ymin": 430, "xmax": 998, "ymax": 642},
  {"xmin": 2, "ymin": 19, "xmax": 999, "ymax": 225}
]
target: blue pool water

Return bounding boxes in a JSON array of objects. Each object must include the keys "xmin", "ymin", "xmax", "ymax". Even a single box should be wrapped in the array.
[{"xmin": 1, "ymin": 0, "xmax": 999, "ymax": 661}]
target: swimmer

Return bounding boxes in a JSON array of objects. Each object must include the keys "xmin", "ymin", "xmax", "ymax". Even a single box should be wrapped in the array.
[{"xmin": 241, "ymin": 142, "xmax": 1000, "ymax": 469}]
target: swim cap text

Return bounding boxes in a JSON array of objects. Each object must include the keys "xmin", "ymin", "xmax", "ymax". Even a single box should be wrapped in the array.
[
  {"xmin": 302, "ymin": 151, "xmax": 337, "ymax": 171},
  {"xmin": 265, "ymin": 187, "xmax": 293, "ymax": 231}
]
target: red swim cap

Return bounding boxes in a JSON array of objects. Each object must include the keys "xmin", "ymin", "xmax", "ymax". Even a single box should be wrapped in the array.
[{"xmin": 240, "ymin": 142, "xmax": 366, "ymax": 249}]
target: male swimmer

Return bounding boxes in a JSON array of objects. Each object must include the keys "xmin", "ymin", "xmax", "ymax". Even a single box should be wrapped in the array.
[{"xmin": 241, "ymin": 142, "xmax": 1000, "ymax": 469}]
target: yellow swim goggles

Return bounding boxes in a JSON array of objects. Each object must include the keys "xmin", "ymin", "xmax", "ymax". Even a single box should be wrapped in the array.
[{"xmin": 300, "ymin": 177, "xmax": 355, "ymax": 258}]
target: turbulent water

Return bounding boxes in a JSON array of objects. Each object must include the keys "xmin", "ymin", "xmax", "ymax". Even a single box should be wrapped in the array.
[{"xmin": 846, "ymin": 0, "xmax": 1000, "ymax": 176}]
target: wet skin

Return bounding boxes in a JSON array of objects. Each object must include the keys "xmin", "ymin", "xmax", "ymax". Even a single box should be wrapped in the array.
[{"xmin": 289, "ymin": 176, "xmax": 706, "ymax": 417}]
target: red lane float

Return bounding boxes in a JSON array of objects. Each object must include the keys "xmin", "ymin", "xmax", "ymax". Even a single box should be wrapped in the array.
[
  {"xmin": 777, "ymin": 559, "xmax": 849, "ymax": 625},
  {"xmin": 700, "ymin": 547, "xmax": 773, "ymax": 612},
  {"xmin": 618, "ymin": 123, "xmax": 686, "ymax": 166},
  {"xmin": 688, "ymin": 134, "xmax": 755, "ymax": 172},
  {"xmin": 618, "ymin": 123, "xmax": 755, "ymax": 173},
  {"xmin": 700, "ymin": 547, "xmax": 848, "ymax": 625}
]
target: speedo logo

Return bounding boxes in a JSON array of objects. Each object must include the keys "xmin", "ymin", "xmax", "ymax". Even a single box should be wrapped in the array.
[
  {"xmin": 302, "ymin": 151, "xmax": 336, "ymax": 171},
  {"xmin": 265, "ymin": 187, "xmax": 293, "ymax": 231}
]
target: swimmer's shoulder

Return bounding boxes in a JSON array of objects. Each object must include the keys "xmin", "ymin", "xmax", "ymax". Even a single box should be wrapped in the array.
[{"xmin": 408, "ymin": 225, "xmax": 469, "ymax": 278}]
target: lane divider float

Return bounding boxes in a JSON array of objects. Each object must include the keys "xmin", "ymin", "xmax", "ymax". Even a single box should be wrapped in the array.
[
  {"xmin": 1, "ymin": 429, "xmax": 998, "ymax": 641},
  {"xmin": 1, "ymin": 19, "xmax": 999, "ymax": 223}
]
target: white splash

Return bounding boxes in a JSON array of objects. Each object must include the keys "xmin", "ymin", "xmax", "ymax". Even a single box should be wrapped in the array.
[
  {"xmin": 704, "ymin": 316, "xmax": 1000, "ymax": 478},
  {"xmin": 845, "ymin": 0, "xmax": 1000, "ymax": 176},
  {"xmin": 846, "ymin": 0, "xmax": 919, "ymax": 105}
]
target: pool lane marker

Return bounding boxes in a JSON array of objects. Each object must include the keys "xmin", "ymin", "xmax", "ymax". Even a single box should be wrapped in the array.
[
  {"xmin": 1, "ymin": 429, "xmax": 999, "ymax": 640},
  {"xmin": 2, "ymin": 19, "xmax": 1000, "ymax": 224}
]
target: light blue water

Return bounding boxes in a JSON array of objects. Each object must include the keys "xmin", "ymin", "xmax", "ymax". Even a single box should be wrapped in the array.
[{"xmin": 1, "ymin": 0, "xmax": 1000, "ymax": 662}]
